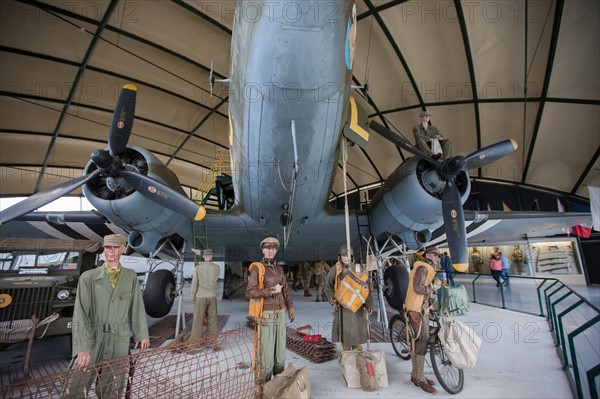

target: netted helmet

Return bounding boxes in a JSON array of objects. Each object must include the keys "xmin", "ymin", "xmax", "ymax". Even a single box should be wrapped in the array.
[
  {"xmin": 338, "ymin": 244, "xmax": 354, "ymax": 256},
  {"xmin": 260, "ymin": 237, "xmax": 280, "ymax": 249}
]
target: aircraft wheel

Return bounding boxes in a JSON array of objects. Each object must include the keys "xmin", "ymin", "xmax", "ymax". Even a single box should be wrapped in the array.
[
  {"xmin": 383, "ymin": 265, "xmax": 409, "ymax": 311},
  {"xmin": 143, "ymin": 269, "xmax": 176, "ymax": 318}
]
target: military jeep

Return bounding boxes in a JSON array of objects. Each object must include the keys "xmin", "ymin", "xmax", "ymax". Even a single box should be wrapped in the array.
[{"xmin": 0, "ymin": 238, "xmax": 102, "ymax": 346}]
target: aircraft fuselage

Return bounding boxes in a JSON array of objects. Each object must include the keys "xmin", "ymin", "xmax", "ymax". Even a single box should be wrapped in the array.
[{"xmin": 228, "ymin": 0, "xmax": 355, "ymax": 233}]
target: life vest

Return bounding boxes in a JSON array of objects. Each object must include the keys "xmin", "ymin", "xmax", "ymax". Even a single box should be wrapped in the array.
[
  {"xmin": 248, "ymin": 262, "xmax": 265, "ymax": 318},
  {"xmin": 404, "ymin": 261, "xmax": 435, "ymax": 312}
]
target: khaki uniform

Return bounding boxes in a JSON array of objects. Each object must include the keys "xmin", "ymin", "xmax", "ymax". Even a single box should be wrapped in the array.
[
  {"xmin": 413, "ymin": 123, "xmax": 453, "ymax": 158},
  {"xmin": 295, "ymin": 261, "xmax": 313, "ymax": 296},
  {"xmin": 512, "ymin": 246, "xmax": 527, "ymax": 274},
  {"xmin": 312, "ymin": 261, "xmax": 330, "ymax": 302},
  {"xmin": 190, "ymin": 261, "xmax": 220, "ymax": 340},
  {"xmin": 63, "ymin": 265, "xmax": 149, "ymax": 399}
]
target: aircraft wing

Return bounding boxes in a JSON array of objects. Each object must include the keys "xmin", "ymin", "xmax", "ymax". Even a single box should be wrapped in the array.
[
  {"xmin": 427, "ymin": 211, "xmax": 593, "ymax": 247},
  {"xmin": 0, "ymin": 209, "xmax": 365, "ymax": 262},
  {"xmin": 1, "ymin": 209, "xmax": 592, "ymax": 261},
  {"xmin": 0, "ymin": 211, "xmax": 126, "ymax": 243}
]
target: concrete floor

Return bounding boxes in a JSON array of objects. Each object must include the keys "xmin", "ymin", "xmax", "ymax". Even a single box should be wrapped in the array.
[{"xmin": 2, "ymin": 279, "xmax": 590, "ymax": 398}]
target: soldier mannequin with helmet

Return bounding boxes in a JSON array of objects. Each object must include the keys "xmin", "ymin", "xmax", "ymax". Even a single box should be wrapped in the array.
[
  {"xmin": 324, "ymin": 244, "xmax": 373, "ymax": 351},
  {"xmin": 246, "ymin": 237, "xmax": 295, "ymax": 390}
]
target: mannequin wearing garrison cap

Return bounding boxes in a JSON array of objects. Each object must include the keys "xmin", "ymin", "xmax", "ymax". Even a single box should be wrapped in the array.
[
  {"xmin": 190, "ymin": 248, "xmax": 220, "ymax": 344},
  {"xmin": 413, "ymin": 111, "xmax": 453, "ymax": 160},
  {"xmin": 63, "ymin": 234, "xmax": 149, "ymax": 398}
]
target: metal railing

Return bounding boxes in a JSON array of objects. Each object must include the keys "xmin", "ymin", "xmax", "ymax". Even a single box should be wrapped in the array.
[{"xmin": 457, "ymin": 273, "xmax": 599, "ymax": 399}]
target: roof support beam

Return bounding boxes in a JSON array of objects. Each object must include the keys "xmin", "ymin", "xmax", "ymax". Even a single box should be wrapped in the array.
[
  {"xmin": 522, "ymin": 0, "xmax": 564, "ymax": 184},
  {"xmin": 33, "ymin": 0, "xmax": 119, "ymax": 193},
  {"xmin": 454, "ymin": 0, "xmax": 482, "ymax": 176}
]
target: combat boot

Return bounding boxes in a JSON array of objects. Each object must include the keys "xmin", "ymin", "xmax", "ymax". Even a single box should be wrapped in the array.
[{"xmin": 304, "ymin": 289, "xmax": 312, "ymax": 297}]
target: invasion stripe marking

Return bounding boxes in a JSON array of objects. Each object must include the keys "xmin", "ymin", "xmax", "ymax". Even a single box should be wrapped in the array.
[{"xmin": 27, "ymin": 221, "xmax": 73, "ymax": 240}]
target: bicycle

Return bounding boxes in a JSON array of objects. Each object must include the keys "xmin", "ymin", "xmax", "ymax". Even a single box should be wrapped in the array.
[{"xmin": 389, "ymin": 307, "xmax": 464, "ymax": 394}]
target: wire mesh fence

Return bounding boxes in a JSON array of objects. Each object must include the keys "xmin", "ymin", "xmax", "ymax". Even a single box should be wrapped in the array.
[{"xmin": 2, "ymin": 329, "xmax": 256, "ymax": 399}]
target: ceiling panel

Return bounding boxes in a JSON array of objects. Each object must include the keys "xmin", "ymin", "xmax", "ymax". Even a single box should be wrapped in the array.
[{"xmin": 0, "ymin": 0, "xmax": 597, "ymax": 202}]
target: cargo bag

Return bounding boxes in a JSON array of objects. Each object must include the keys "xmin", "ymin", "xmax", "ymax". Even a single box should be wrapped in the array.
[
  {"xmin": 437, "ymin": 284, "xmax": 470, "ymax": 316},
  {"xmin": 263, "ymin": 365, "xmax": 312, "ymax": 399},
  {"xmin": 338, "ymin": 350, "xmax": 388, "ymax": 390}
]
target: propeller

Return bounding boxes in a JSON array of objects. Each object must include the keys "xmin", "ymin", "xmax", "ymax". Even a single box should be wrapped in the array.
[
  {"xmin": 368, "ymin": 120, "xmax": 518, "ymax": 271},
  {"xmin": 0, "ymin": 84, "xmax": 206, "ymax": 226}
]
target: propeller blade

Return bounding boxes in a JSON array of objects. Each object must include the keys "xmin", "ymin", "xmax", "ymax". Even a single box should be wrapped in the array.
[
  {"xmin": 368, "ymin": 120, "xmax": 440, "ymax": 164},
  {"xmin": 119, "ymin": 170, "xmax": 206, "ymax": 221},
  {"xmin": 464, "ymin": 139, "xmax": 518, "ymax": 170},
  {"xmin": 108, "ymin": 84, "xmax": 137, "ymax": 157},
  {"xmin": 441, "ymin": 179, "xmax": 468, "ymax": 272},
  {"xmin": 0, "ymin": 169, "xmax": 101, "ymax": 225}
]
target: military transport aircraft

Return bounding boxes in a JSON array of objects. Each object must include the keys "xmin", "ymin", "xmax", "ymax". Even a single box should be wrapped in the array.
[{"xmin": 0, "ymin": 1, "xmax": 591, "ymax": 318}]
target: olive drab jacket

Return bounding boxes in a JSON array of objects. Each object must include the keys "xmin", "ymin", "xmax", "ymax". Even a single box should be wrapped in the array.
[{"xmin": 71, "ymin": 264, "xmax": 149, "ymax": 364}]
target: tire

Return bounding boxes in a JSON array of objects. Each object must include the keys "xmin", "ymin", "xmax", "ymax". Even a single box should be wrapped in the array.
[
  {"xmin": 389, "ymin": 314, "xmax": 411, "ymax": 360},
  {"xmin": 143, "ymin": 269, "xmax": 176, "ymax": 318},
  {"xmin": 429, "ymin": 339, "xmax": 464, "ymax": 394},
  {"xmin": 383, "ymin": 265, "xmax": 409, "ymax": 311}
]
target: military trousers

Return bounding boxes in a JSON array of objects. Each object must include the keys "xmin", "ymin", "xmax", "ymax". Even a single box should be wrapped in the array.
[
  {"xmin": 191, "ymin": 296, "xmax": 218, "ymax": 340},
  {"xmin": 256, "ymin": 309, "xmax": 286, "ymax": 383}
]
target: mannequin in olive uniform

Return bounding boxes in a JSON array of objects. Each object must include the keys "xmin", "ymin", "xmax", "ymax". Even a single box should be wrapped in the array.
[
  {"xmin": 293, "ymin": 261, "xmax": 313, "ymax": 297},
  {"xmin": 246, "ymin": 237, "xmax": 295, "ymax": 389},
  {"xmin": 190, "ymin": 248, "xmax": 220, "ymax": 344},
  {"xmin": 413, "ymin": 111, "xmax": 453, "ymax": 159},
  {"xmin": 405, "ymin": 247, "xmax": 443, "ymax": 394},
  {"xmin": 313, "ymin": 260, "xmax": 330, "ymax": 302},
  {"xmin": 471, "ymin": 247, "xmax": 483, "ymax": 273},
  {"xmin": 63, "ymin": 234, "xmax": 149, "ymax": 399},
  {"xmin": 324, "ymin": 245, "xmax": 373, "ymax": 351},
  {"xmin": 512, "ymin": 244, "xmax": 527, "ymax": 274}
]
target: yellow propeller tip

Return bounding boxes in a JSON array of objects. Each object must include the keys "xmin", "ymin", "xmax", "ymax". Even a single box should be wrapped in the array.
[
  {"xmin": 123, "ymin": 83, "xmax": 137, "ymax": 91},
  {"xmin": 194, "ymin": 206, "xmax": 207, "ymax": 221},
  {"xmin": 453, "ymin": 263, "xmax": 469, "ymax": 273}
]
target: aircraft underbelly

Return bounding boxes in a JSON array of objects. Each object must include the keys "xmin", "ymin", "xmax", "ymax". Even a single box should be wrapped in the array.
[{"xmin": 228, "ymin": 0, "xmax": 353, "ymax": 228}]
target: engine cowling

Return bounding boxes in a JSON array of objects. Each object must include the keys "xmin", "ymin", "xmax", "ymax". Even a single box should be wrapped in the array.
[
  {"xmin": 368, "ymin": 157, "xmax": 470, "ymax": 249},
  {"xmin": 82, "ymin": 146, "xmax": 190, "ymax": 255}
]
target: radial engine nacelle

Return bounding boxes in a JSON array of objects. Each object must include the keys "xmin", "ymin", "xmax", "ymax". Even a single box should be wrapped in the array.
[
  {"xmin": 368, "ymin": 157, "xmax": 470, "ymax": 249},
  {"xmin": 82, "ymin": 145, "xmax": 190, "ymax": 255}
]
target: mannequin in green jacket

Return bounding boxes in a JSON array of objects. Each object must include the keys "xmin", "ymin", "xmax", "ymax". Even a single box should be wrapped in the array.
[{"xmin": 62, "ymin": 234, "xmax": 149, "ymax": 398}]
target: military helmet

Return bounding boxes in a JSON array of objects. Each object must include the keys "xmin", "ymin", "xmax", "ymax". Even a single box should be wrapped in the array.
[
  {"xmin": 260, "ymin": 237, "xmax": 280, "ymax": 248},
  {"xmin": 338, "ymin": 244, "xmax": 353, "ymax": 256}
]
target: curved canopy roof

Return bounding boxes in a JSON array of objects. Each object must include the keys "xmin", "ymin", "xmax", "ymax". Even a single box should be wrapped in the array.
[{"xmin": 1, "ymin": 0, "xmax": 598, "ymax": 204}]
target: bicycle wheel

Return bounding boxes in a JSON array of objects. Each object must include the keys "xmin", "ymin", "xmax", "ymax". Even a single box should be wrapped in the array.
[
  {"xmin": 429, "ymin": 338, "xmax": 464, "ymax": 394},
  {"xmin": 389, "ymin": 314, "xmax": 411, "ymax": 360}
]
